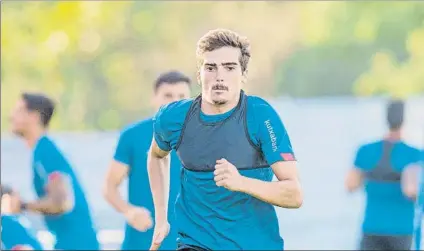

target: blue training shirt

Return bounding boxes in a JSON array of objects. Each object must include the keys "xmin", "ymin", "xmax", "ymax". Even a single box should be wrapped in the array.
[
  {"xmin": 413, "ymin": 150, "xmax": 424, "ymax": 250},
  {"xmin": 1, "ymin": 215, "xmax": 43, "ymax": 250},
  {"xmin": 153, "ymin": 95, "xmax": 296, "ymax": 250},
  {"xmin": 114, "ymin": 118, "xmax": 182, "ymax": 250},
  {"xmin": 32, "ymin": 136, "xmax": 99, "ymax": 250},
  {"xmin": 354, "ymin": 140, "xmax": 421, "ymax": 235}
]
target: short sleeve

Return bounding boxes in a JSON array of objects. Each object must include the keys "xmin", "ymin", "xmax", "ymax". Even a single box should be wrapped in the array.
[
  {"xmin": 152, "ymin": 99, "xmax": 193, "ymax": 152},
  {"xmin": 35, "ymin": 140, "xmax": 74, "ymax": 198},
  {"xmin": 353, "ymin": 146, "xmax": 367, "ymax": 170},
  {"xmin": 400, "ymin": 146, "xmax": 422, "ymax": 171},
  {"xmin": 113, "ymin": 130, "xmax": 132, "ymax": 165},
  {"xmin": 153, "ymin": 104, "xmax": 173, "ymax": 152},
  {"xmin": 252, "ymin": 98, "xmax": 296, "ymax": 165},
  {"xmin": 38, "ymin": 143, "xmax": 69, "ymax": 177}
]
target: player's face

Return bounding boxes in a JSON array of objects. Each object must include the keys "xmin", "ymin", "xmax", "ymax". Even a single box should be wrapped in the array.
[
  {"xmin": 153, "ymin": 82, "xmax": 191, "ymax": 109},
  {"xmin": 9, "ymin": 98, "xmax": 34, "ymax": 137},
  {"xmin": 199, "ymin": 46, "xmax": 245, "ymax": 106}
]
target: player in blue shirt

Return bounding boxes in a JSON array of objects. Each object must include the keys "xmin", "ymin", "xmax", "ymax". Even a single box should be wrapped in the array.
[
  {"xmin": 345, "ymin": 100, "xmax": 421, "ymax": 250},
  {"xmin": 9, "ymin": 93, "xmax": 99, "ymax": 250},
  {"xmin": 103, "ymin": 71, "xmax": 192, "ymax": 250},
  {"xmin": 147, "ymin": 29, "xmax": 303, "ymax": 251},
  {"xmin": 410, "ymin": 150, "xmax": 424, "ymax": 250},
  {"xmin": 1, "ymin": 185, "xmax": 43, "ymax": 251}
]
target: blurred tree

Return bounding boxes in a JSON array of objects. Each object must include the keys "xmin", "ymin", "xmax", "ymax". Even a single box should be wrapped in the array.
[
  {"xmin": 275, "ymin": 1, "xmax": 424, "ymax": 97},
  {"xmin": 1, "ymin": 1, "xmax": 300, "ymax": 131},
  {"xmin": 354, "ymin": 24, "xmax": 424, "ymax": 98}
]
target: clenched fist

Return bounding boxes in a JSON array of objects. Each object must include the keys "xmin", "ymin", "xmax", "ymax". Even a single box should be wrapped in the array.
[
  {"xmin": 214, "ymin": 158, "xmax": 245, "ymax": 192},
  {"xmin": 124, "ymin": 206, "xmax": 153, "ymax": 232}
]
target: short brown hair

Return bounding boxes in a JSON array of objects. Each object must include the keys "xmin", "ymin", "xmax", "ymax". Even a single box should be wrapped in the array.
[
  {"xmin": 196, "ymin": 29, "xmax": 251, "ymax": 73},
  {"xmin": 154, "ymin": 71, "xmax": 191, "ymax": 93},
  {"xmin": 21, "ymin": 92, "xmax": 55, "ymax": 127}
]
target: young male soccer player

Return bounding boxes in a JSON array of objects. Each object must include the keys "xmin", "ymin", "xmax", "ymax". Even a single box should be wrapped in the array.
[
  {"xmin": 103, "ymin": 71, "xmax": 192, "ymax": 250},
  {"xmin": 148, "ymin": 29, "xmax": 303, "ymax": 251},
  {"xmin": 9, "ymin": 93, "xmax": 99, "ymax": 250}
]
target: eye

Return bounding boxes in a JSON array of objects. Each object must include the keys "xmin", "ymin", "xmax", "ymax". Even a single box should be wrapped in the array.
[
  {"xmin": 225, "ymin": 66, "xmax": 235, "ymax": 71},
  {"xmin": 205, "ymin": 66, "xmax": 215, "ymax": 72}
]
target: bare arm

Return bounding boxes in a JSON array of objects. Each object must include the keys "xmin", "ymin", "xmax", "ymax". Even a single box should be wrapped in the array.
[
  {"xmin": 103, "ymin": 161, "xmax": 131, "ymax": 213},
  {"xmin": 147, "ymin": 138, "xmax": 171, "ymax": 224},
  {"xmin": 345, "ymin": 168, "xmax": 363, "ymax": 193},
  {"xmin": 25, "ymin": 172, "xmax": 73, "ymax": 215},
  {"xmin": 402, "ymin": 164, "xmax": 421, "ymax": 200},
  {"xmin": 239, "ymin": 161, "xmax": 302, "ymax": 208}
]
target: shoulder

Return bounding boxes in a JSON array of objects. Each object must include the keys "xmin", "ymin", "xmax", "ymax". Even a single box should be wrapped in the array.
[
  {"xmin": 246, "ymin": 95, "xmax": 283, "ymax": 129},
  {"xmin": 398, "ymin": 141, "xmax": 420, "ymax": 152},
  {"xmin": 247, "ymin": 95, "xmax": 276, "ymax": 111},
  {"xmin": 120, "ymin": 117, "xmax": 153, "ymax": 138},
  {"xmin": 154, "ymin": 98, "xmax": 194, "ymax": 131},
  {"xmin": 397, "ymin": 141, "xmax": 422, "ymax": 159},
  {"xmin": 246, "ymin": 95, "xmax": 280, "ymax": 120},
  {"xmin": 357, "ymin": 140, "xmax": 382, "ymax": 153},
  {"xmin": 34, "ymin": 136, "xmax": 59, "ymax": 156}
]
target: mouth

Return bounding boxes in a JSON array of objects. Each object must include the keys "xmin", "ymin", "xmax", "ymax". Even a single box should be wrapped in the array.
[
  {"xmin": 212, "ymin": 85, "xmax": 228, "ymax": 92},
  {"xmin": 212, "ymin": 90, "xmax": 227, "ymax": 96}
]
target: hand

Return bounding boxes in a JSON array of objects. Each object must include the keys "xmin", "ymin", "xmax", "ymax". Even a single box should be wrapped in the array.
[
  {"xmin": 150, "ymin": 221, "xmax": 170, "ymax": 250},
  {"xmin": 1, "ymin": 189, "xmax": 22, "ymax": 214},
  {"xmin": 214, "ymin": 158, "xmax": 245, "ymax": 192},
  {"xmin": 124, "ymin": 206, "xmax": 153, "ymax": 232}
]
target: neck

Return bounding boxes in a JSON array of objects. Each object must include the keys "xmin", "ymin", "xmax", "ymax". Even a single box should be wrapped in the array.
[
  {"xmin": 201, "ymin": 93, "xmax": 241, "ymax": 115},
  {"xmin": 24, "ymin": 126, "xmax": 46, "ymax": 148},
  {"xmin": 386, "ymin": 129, "xmax": 402, "ymax": 141}
]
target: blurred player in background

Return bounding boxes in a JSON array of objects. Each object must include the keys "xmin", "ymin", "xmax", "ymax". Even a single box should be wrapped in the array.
[
  {"xmin": 9, "ymin": 93, "xmax": 100, "ymax": 250},
  {"xmin": 1, "ymin": 185, "xmax": 43, "ymax": 250},
  {"xmin": 411, "ymin": 151, "xmax": 424, "ymax": 250},
  {"xmin": 148, "ymin": 29, "xmax": 303, "ymax": 251},
  {"xmin": 345, "ymin": 100, "xmax": 422, "ymax": 250},
  {"xmin": 103, "ymin": 71, "xmax": 192, "ymax": 250}
]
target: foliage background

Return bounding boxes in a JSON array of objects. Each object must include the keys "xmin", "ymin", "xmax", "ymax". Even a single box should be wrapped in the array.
[{"xmin": 2, "ymin": 1, "xmax": 423, "ymax": 131}]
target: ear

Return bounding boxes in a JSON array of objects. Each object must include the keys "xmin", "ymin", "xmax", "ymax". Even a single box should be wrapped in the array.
[
  {"xmin": 196, "ymin": 70, "xmax": 201, "ymax": 86},
  {"xmin": 28, "ymin": 110, "xmax": 41, "ymax": 124},
  {"xmin": 242, "ymin": 69, "xmax": 248, "ymax": 84}
]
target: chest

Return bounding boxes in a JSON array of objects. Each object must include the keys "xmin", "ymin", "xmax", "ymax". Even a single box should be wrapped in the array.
[{"xmin": 177, "ymin": 115, "xmax": 266, "ymax": 172}]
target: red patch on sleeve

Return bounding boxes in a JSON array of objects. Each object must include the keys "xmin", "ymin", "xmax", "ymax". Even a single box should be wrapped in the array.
[
  {"xmin": 280, "ymin": 153, "xmax": 295, "ymax": 161},
  {"xmin": 48, "ymin": 171, "xmax": 62, "ymax": 182}
]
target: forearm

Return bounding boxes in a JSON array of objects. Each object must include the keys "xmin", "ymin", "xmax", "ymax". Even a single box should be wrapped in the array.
[
  {"xmin": 239, "ymin": 176, "xmax": 303, "ymax": 208},
  {"xmin": 104, "ymin": 185, "xmax": 131, "ymax": 214},
  {"xmin": 147, "ymin": 152, "xmax": 170, "ymax": 223},
  {"xmin": 24, "ymin": 196, "xmax": 69, "ymax": 215}
]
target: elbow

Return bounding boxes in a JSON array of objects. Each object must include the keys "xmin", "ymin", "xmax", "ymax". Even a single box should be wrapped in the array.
[
  {"xmin": 279, "ymin": 181, "xmax": 303, "ymax": 209},
  {"xmin": 345, "ymin": 183, "xmax": 357, "ymax": 193},
  {"xmin": 345, "ymin": 177, "xmax": 360, "ymax": 193},
  {"xmin": 102, "ymin": 183, "xmax": 115, "ymax": 204},
  {"xmin": 290, "ymin": 186, "xmax": 303, "ymax": 209},
  {"xmin": 402, "ymin": 184, "xmax": 417, "ymax": 200}
]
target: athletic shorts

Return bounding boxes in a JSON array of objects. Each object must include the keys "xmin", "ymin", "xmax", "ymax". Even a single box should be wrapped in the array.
[
  {"xmin": 360, "ymin": 234, "xmax": 412, "ymax": 250},
  {"xmin": 177, "ymin": 243, "xmax": 208, "ymax": 251}
]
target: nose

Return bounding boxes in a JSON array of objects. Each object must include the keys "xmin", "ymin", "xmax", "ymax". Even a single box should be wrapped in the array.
[{"xmin": 215, "ymin": 68, "xmax": 224, "ymax": 83}]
